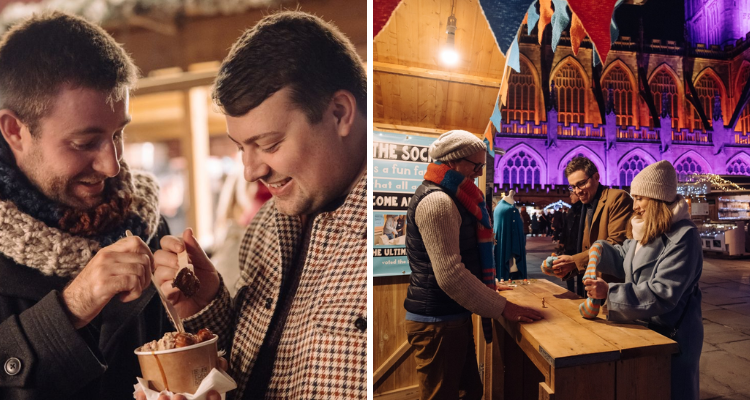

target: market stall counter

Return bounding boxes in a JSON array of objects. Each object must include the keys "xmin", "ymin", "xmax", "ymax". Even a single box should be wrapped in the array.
[{"xmin": 489, "ymin": 279, "xmax": 679, "ymax": 400}]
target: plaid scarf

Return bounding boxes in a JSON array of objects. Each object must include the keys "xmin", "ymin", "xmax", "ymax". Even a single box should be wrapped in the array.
[{"xmin": 424, "ymin": 162, "xmax": 496, "ymax": 343}]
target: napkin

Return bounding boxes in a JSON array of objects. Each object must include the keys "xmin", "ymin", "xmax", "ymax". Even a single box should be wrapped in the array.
[{"xmin": 133, "ymin": 368, "xmax": 237, "ymax": 400}]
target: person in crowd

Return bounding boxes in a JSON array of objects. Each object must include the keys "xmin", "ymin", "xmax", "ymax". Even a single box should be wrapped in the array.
[
  {"xmin": 551, "ymin": 157, "xmax": 633, "ymax": 282},
  {"xmin": 403, "ymin": 130, "xmax": 542, "ymax": 400},
  {"xmin": 531, "ymin": 212, "xmax": 539, "ymax": 236},
  {"xmin": 148, "ymin": 11, "xmax": 367, "ymax": 400},
  {"xmin": 540, "ymin": 210, "xmax": 550, "ymax": 237},
  {"xmin": 520, "ymin": 206, "xmax": 531, "ymax": 235},
  {"xmin": 552, "ymin": 209, "xmax": 564, "ymax": 242},
  {"xmin": 0, "ymin": 12, "xmax": 172, "ymax": 399},
  {"xmin": 583, "ymin": 161, "xmax": 702, "ymax": 400}
]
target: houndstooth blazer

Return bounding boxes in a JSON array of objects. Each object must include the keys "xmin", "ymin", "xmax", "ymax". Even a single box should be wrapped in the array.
[{"xmin": 185, "ymin": 173, "xmax": 367, "ymax": 399}]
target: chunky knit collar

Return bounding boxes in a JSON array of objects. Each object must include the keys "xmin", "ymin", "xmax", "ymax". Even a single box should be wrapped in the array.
[{"xmin": 0, "ymin": 138, "xmax": 160, "ymax": 277}]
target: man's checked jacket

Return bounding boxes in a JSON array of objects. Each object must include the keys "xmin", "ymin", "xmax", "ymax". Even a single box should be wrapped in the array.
[{"xmin": 185, "ymin": 173, "xmax": 367, "ymax": 399}]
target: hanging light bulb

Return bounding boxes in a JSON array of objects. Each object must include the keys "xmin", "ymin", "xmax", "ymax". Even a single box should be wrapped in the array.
[{"xmin": 440, "ymin": 1, "xmax": 459, "ymax": 66}]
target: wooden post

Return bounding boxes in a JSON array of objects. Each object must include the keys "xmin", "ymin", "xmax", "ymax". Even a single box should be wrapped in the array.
[{"xmin": 181, "ymin": 87, "xmax": 213, "ymax": 244}]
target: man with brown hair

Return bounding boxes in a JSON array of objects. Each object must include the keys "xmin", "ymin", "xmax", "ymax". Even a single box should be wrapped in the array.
[
  {"xmin": 152, "ymin": 10, "xmax": 367, "ymax": 399},
  {"xmin": 551, "ymin": 157, "xmax": 633, "ymax": 281},
  {"xmin": 0, "ymin": 12, "xmax": 171, "ymax": 399}
]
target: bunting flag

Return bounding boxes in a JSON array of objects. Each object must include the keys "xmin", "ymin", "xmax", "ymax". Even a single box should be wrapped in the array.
[
  {"xmin": 526, "ymin": 1, "xmax": 540, "ymax": 36},
  {"xmin": 507, "ymin": 35, "xmax": 521, "ymax": 72},
  {"xmin": 373, "ymin": 0, "xmax": 403, "ymax": 39},
  {"xmin": 537, "ymin": 0, "xmax": 553, "ymax": 44},
  {"xmin": 490, "ymin": 95, "xmax": 503, "ymax": 133},
  {"xmin": 570, "ymin": 13, "xmax": 586, "ymax": 55},
  {"xmin": 550, "ymin": 0, "xmax": 571, "ymax": 52},
  {"xmin": 479, "ymin": 0, "xmax": 534, "ymax": 54},
  {"xmin": 570, "ymin": 14, "xmax": 586, "ymax": 55},
  {"xmin": 566, "ymin": 0, "xmax": 619, "ymax": 64}
]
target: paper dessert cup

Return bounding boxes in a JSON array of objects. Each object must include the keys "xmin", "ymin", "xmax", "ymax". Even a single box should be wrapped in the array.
[{"xmin": 135, "ymin": 335, "xmax": 218, "ymax": 394}]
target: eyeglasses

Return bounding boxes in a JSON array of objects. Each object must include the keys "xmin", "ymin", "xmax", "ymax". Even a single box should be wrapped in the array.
[
  {"xmin": 568, "ymin": 176, "xmax": 592, "ymax": 192},
  {"xmin": 461, "ymin": 158, "xmax": 486, "ymax": 173}
]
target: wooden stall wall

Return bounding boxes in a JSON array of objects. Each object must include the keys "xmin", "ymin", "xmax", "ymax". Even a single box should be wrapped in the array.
[
  {"xmin": 374, "ymin": 0, "xmax": 509, "ymax": 136},
  {"xmin": 374, "ymin": 276, "xmax": 419, "ymax": 399}
]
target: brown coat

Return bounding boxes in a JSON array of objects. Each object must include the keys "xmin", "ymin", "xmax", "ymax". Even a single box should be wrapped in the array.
[{"xmin": 569, "ymin": 186, "xmax": 633, "ymax": 276}]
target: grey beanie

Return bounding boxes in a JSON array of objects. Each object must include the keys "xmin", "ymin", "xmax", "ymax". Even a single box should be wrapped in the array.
[
  {"xmin": 428, "ymin": 130, "xmax": 486, "ymax": 162},
  {"xmin": 630, "ymin": 160, "xmax": 678, "ymax": 202}
]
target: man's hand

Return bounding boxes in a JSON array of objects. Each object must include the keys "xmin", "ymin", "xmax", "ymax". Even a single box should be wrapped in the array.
[
  {"xmin": 153, "ymin": 229, "xmax": 220, "ymax": 319},
  {"xmin": 62, "ymin": 236, "xmax": 154, "ymax": 329},
  {"xmin": 584, "ymin": 278, "xmax": 608, "ymax": 299},
  {"xmin": 501, "ymin": 301, "xmax": 544, "ymax": 323},
  {"xmin": 551, "ymin": 255, "xmax": 577, "ymax": 279}
]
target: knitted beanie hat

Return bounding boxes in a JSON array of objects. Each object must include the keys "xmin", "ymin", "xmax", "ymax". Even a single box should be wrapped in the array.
[
  {"xmin": 429, "ymin": 130, "xmax": 486, "ymax": 162},
  {"xmin": 630, "ymin": 160, "xmax": 678, "ymax": 202}
]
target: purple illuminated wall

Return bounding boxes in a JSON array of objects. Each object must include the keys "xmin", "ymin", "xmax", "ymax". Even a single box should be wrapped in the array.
[{"xmin": 686, "ymin": 0, "xmax": 750, "ymax": 46}]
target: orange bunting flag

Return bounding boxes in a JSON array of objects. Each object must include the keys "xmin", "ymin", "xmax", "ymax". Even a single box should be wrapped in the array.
[
  {"xmin": 537, "ymin": 0, "xmax": 553, "ymax": 45},
  {"xmin": 566, "ymin": 0, "xmax": 618, "ymax": 64},
  {"xmin": 569, "ymin": 13, "xmax": 586, "ymax": 55}
]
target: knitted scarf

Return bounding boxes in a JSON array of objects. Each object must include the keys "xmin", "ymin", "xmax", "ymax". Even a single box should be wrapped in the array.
[
  {"xmin": 424, "ymin": 162, "xmax": 496, "ymax": 343},
  {"xmin": 0, "ymin": 136, "xmax": 161, "ymax": 278}
]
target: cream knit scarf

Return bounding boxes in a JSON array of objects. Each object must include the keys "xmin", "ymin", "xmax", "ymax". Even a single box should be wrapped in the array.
[
  {"xmin": 631, "ymin": 195, "xmax": 690, "ymax": 255},
  {"xmin": 0, "ymin": 166, "xmax": 160, "ymax": 278}
]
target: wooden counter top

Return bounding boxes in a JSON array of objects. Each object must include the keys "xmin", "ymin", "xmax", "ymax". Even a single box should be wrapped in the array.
[{"xmin": 495, "ymin": 279, "xmax": 679, "ymax": 367}]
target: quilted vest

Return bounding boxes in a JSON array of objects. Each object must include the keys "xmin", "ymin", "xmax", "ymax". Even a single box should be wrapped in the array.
[{"xmin": 404, "ymin": 181, "xmax": 482, "ymax": 316}]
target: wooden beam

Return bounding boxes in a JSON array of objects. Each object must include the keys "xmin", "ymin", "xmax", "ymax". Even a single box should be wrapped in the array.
[
  {"xmin": 373, "ymin": 385, "xmax": 420, "ymax": 400},
  {"xmin": 374, "ymin": 340, "xmax": 413, "ymax": 385},
  {"xmin": 374, "ymin": 123, "xmax": 486, "ymax": 138},
  {"xmin": 373, "ymin": 123, "xmax": 446, "ymax": 136},
  {"xmin": 135, "ymin": 69, "xmax": 218, "ymax": 96},
  {"xmin": 373, "ymin": 61, "xmax": 502, "ymax": 88}
]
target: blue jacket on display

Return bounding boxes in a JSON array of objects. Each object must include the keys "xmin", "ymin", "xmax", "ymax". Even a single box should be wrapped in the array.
[{"xmin": 493, "ymin": 200, "xmax": 527, "ymax": 280}]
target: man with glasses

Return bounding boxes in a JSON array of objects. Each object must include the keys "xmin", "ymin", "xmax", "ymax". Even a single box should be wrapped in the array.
[
  {"xmin": 551, "ymin": 157, "xmax": 633, "ymax": 283},
  {"xmin": 404, "ymin": 130, "xmax": 543, "ymax": 400}
]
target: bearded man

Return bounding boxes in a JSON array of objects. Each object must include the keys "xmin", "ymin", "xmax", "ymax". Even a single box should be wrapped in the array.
[{"xmin": 0, "ymin": 12, "xmax": 171, "ymax": 399}]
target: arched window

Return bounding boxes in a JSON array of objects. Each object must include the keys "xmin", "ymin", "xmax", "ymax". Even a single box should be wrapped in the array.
[
  {"xmin": 727, "ymin": 158, "xmax": 750, "ymax": 175},
  {"xmin": 554, "ymin": 62, "xmax": 585, "ymax": 126},
  {"xmin": 619, "ymin": 155, "xmax": 650, "ymax": 186},
  {"xmin": 675, "ymin": 156, "xmax": 703, "ymax": 181},
  {"xmin": 650, "ymin": 70, "xmax": 679, "ymax": 128},
  {"xmin": 502, "ymin": 151, "xmax": 541, "ymax": 187},
  {"xmin": 689, "ymin": 74, "xmax": 720, "ymax": 130},
  {"xmin": 737, "ymin": 66, "xmax": 750, "ymax": 135},
  {"xmin": 602, "ymin": 65, "xmax": 634, "ymax": 127},
  {"xmin": 503, "ymin": 61, "xmax": 536, "ymax": 124}
]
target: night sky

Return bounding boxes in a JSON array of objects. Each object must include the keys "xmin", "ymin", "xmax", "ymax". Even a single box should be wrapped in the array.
[{"xmin": 615, "ymin": 0, "xmax": 686, "ymax": 44}]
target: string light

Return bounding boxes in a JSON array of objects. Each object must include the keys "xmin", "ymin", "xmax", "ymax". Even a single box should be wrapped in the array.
[{"xmin": 677, "ymin": 173, "xmax": 741, "ymax": 198}]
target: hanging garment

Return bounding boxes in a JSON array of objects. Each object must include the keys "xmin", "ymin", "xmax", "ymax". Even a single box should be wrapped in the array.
[{"xmin": 493, "ymin": 200, "xmax": 527, "ymax": 280}]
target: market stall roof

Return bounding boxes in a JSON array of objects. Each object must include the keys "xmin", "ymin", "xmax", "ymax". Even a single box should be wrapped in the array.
[{"xmin": 718, "ymin": 175, "xmax": 750, "ymax": 191}]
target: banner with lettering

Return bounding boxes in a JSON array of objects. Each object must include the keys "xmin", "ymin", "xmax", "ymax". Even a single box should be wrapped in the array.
[{"xmin": 373, "ymin": 131, "xmax": 436, "ymax": 277}]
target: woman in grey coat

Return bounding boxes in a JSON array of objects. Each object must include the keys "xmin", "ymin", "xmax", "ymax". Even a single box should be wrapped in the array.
[{"xmin": 584, "ymin": 161, "xmax": 703, "ymax": 400}]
